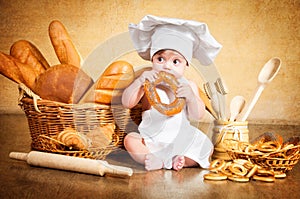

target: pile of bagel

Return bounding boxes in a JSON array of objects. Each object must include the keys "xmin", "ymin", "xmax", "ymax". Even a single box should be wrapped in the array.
[
  {"xmin": 204, "ymin": 132, "xmax": 300, "ymax": 183},
  {"xmin": 0, "ymin": 20, "xmax": 134, "ymax": 105}
]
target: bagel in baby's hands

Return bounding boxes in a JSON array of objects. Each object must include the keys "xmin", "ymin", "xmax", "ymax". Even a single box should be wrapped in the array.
[
  {"xmin": 144, "ymin": 71, "xmax": 185, "ymax": 116},
  {"xmin": 33, "ymin": 64, "xmax": 93, "ymax": 104}
]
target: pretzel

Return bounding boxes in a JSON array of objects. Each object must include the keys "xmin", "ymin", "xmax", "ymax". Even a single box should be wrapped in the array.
[
  {"xmin": 229, "ymin": 163, "xmax": 248, "ymax": 176},
  {"xmin": 274, "ymin": 171, "xmax": 286, "ymax": 179},
  {"xmin": 246, "ymin": 164, "xmax": 258, "ymax": 178},
  {"xmin": 252, "ymin": 175, "xmax": 275, "ymax": 182},
  {"xmin": 144, "ymin": 71, "xmax": 185, "ymax": 116},
  {"xmin": 257, "ymin": 141, "xmax": 281, "ymax": 153},
  {"xmin": 256, "ymin": 169, "xmax": 275, "ymax": 177},
  {"xmin": 203, "ymin": 173, "xmax": 227, "ymax": 181},
  {"xmin": 228, "ymin": 175, "xmax": 250, "ymax": 183},
  {"xmin": 209, "ymin": 159, "xmax": 226, "ymax": 172},
  {"xmin": 220, "ymin": 161, "xmax": 234, "ymax": 176},
  {"xmin": 205, "ymin": 158, "xmax": 287, "ymax": 183}
]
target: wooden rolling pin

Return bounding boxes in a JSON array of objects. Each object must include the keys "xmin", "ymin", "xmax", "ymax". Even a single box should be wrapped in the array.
[{"xmin": 9, "ymin": 151, "xmax": 133, "ymax": 177}]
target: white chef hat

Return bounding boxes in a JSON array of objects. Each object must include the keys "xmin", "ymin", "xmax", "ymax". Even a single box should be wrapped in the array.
[{"xmin": 128, "ymin": 15, "xmax": 222, "ymax": 65}]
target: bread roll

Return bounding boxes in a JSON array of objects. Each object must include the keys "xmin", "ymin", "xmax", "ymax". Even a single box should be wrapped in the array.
[
  {"xmin": 57, "ymin": 128, "xmax": 90, "ymax": 150},
  {"xmin": 33, "ymin": 64, "xmax": 93, "ymax": 104},
  {"xmin": 95, "ymin": 60, "xmax": 134, "ymax": 89},
  {"xmin": 10, "ymin": 40, "xmax": 50, "ymax": 75},
  {"xmin": 49, "ymin": 20, "xmax": 81, "ymax": 68},
  {"xmin": 0, "ymin": 52, "xmax": 38, "ymax": 90},
  {"xmin": 86, "ymin": 124, "xmax": 115, "ymax": 149}
]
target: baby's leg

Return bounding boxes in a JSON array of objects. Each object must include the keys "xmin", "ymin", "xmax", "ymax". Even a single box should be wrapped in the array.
[
  {"xmin": 124, "ymin": 132, "xmax": 149, "ymax": 164},
  {"xmin": 124, "ymin": 132, "xmax": 163, "ymax": 171}
]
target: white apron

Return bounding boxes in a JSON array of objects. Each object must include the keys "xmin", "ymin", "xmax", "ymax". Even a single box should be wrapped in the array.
[{"xmin": 138, "ymin": 88, "xmax": 213, "ymax": 169}]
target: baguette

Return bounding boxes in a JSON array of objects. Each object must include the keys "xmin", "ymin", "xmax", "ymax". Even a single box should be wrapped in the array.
[
  {"xmin": 49, "ymin": 20, "xmax": 81, "ymax": 68},
  {"xmin": 0, "ymin": 52, "xmax": 38, "ymax": 90},
  {"xmin": 33, "ymin": 64, "xmax": 93, "ymax": 104},
  {"xmin": 10, "ymin": 40, "xmax": 50, "ymax": 76}
]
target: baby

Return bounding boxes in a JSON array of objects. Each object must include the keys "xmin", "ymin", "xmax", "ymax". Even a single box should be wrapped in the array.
[{"xmin": 122, "ymin": 15, "xmax": 222, "ymax": 171}]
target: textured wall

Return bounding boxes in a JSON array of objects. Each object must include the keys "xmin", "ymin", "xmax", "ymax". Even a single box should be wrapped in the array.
[{"xmin": 0, "ymin": 0, "xmax": 299, "ymax": 125}]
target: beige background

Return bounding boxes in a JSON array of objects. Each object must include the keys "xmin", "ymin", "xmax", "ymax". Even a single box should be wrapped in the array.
[{"xmin": 0, "ymin": 0, "xmax": 299, "ymax": 125}]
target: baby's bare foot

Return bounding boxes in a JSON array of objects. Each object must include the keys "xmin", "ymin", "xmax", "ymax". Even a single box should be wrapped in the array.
[
  {"xmin": 145, "ymin": 154, "xmax": 163, "ymax": 171},
  {"xmin": 172, "ymin": 156, "xmax": 185, "ymax": 171}
]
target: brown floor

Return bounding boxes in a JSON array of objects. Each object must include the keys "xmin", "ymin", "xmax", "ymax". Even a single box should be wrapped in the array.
[{"xmin": 0, "ymin": 114, "xmax": 299, "ymax": 199}]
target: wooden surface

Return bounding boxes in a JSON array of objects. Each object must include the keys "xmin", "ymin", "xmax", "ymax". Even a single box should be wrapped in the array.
[{"xmin": 0, "ymin": 114, "xmax": 299, "ymax": 199}]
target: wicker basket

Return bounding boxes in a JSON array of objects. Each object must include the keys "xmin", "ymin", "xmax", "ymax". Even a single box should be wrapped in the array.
[
  {"xmin": 18, "ymin": 84, "xmax": 142, "ymax": 159},
  {"xmin": 227, "ymin": 145, "xmax": 300, "ymax": 173}
]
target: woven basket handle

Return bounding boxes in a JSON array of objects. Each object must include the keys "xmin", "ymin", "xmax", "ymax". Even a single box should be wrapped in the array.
[{"xmin": 18, "ymin": 83, "xmax": 42, "ymax": 113}]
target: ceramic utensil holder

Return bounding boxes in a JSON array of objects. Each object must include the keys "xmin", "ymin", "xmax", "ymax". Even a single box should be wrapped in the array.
[{"xmin": 212, "ymin": 120, "xmax": 249, "ymax": 160}]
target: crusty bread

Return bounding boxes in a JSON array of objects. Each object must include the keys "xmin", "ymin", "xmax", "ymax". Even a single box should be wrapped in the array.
[
  {"xmin": 10, "ymin": 40, "xmax": 50, "ymax": 75},
  {"xmin": 95, "ymin": 74, "xmax": 134, "ymax": 90},
  {"xmin": 49, "ymin": 20, "xmax": 81, "ymax": 68},
  {"xmin": 33, "ymin": 64, "xmax": 93, "ymax": 103},
  {"xmin": 80, "ymin": 60, "xmax": 134, "ymax": 104},
  {"xmin": 83, "ymin": 88, "xmax": 124, "ymax": 104},
  {"xmin": 0, "ymin": 51, "xmax": 38, "ymax": 90},
  {"xmin": 95, "ymin": 60, "xmax": 134, "ymax": 90}
]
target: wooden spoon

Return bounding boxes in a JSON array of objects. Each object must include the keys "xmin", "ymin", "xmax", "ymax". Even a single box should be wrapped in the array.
[
  {"xmin": 229, "ymin": 96, "xmax": 246, "ymax": 122},
  {"xmin": 237, "ymin": 57, "xmax": 281, "ymax": 121}
]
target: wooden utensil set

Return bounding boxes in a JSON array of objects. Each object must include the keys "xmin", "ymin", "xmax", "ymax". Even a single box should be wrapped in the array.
[{"xmin": 203, "ymin": 57, "xmax": 281, "ymax": 122}]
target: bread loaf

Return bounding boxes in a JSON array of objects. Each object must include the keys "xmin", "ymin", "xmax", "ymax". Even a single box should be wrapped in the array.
[
  {"xmin": 49, "ymin": 20, "xmax": 81, "ymax": 68},
  {"xmin": 95, "ymin": 60, "xmax": 134, "ymax": 89},
  {"xmin": 84, "ymin": 89, "xmax": 124, "ymax": 104},
  {"xmin": 80, "ymin": 60, "xmax": 134, "ymax": 104},
  {"xmin": 33, "ymin": 64, "xmax": 93, "ymax": 104},
  {"xmin": 10, "ymin": 40, "xmax": 50, "ymax": 76},
  {"xmin": 0, "ymin": 52, "xmax": 38, "ymax": 90}
]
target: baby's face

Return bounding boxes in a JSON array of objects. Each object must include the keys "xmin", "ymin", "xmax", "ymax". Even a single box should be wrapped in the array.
[{"xmin": 152, "ymin": 50, "xmax": 187, "ymax": 78}]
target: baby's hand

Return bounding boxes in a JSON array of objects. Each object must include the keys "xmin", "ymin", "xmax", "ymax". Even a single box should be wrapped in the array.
[
  {"xmin": 176, "ymin": 82, "xmax": 194, "ymax": 102},
  {"xmin": 139, "ymin": 70, "xmax": 158, "ymax": 83}
]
